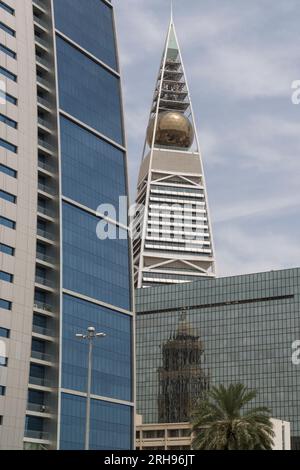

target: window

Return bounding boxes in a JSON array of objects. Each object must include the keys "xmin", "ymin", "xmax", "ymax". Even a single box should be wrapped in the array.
[
  {"xmin": 56, "ymin": 37, "xmax": 123, "ymax": 145},
  {"xmin": 0, "ymin": 271, "xmax": 13, "ymax": 283},
  {"xmin": 0, "ymin": 299, "xmax": 12, "ymax": 310},
  {"xmin": 0, "ymin": 386, "xmax": 6, "ymax": 396},
  {"xmin": 62, "ymin": 294, "xmax": 132, "ymax": 402},
  {"xmin": 0, "ymin": 357, "xmax": 8, "ymax": 367},
  {"xmin": 0, "ymin": 65, "xmax": 17, "ymax": 82},
  {"xmin": 0, "ymin": 243, "xmax": 14, "ymax": 256},
  {"xmin": 60, "ymin": 393, "xmax": 132, "ymax": 450},
  {"xmin": 0, "ymin": 216, "xmax": 15, "ymax": 229},
  {"xmin": 62, "ymin": 202, "xmax": 131, "ymax": 310},
  {"xmin": 0, "ymin": 1, "xmax": 14, "ymax": 15},
  {"xmin": 0, "ymin": 416, "xmax": 3, "ymax": 425},
  {"xmin": 0, "ymin": 21, "xmax": 15, "ymax": 37},
  {"xmin": 60, "ymin": 116, "xmax": 126, "ymax": 212},
  {"xmin": 0, "ymin": 137, "xmax": 17, "ymax": 153},
  {"xmin": 0, "ymin": 190, "xmax": 16, "ymax": 204},
  {"xmin": 0, "ymin": 327, "xmax": 10, "ymax": 338},
  {"xmin": 53, "ymin": 0, "xmax": 117, "ymax": 69},
  {"xmin": 0, "ymin": 163, "xmax": 17, "ymax": 178},
  {"xmin": 0, "ymin": 113, "xmax": 17, "ymax": 129},
  {"xmin": 0, "ymin": 91, "xmax": 17, "ymax": 105},
  {"xmin": 0, "ymin": 43, "xmax": 16, "ymax": 59}
]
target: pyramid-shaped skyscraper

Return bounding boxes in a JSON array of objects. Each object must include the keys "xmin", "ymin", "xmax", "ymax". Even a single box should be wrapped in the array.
[{"xmin": 133, "ymin": 16, "xmax": 216, "ymax": 287}]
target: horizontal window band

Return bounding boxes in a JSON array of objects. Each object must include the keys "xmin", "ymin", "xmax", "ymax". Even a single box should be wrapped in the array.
[
  {"xmin": 59, "ymin": 110, "xmax": 126, "ymax": 153},
  {"xmin": 61, "ymin": 196, "xmax": 130, "ymax": 232},
  {"xmin": 60, "ymin": 388, "xmax": 134, "ymax": 408},
  {"xmin": 62, "ymin": 288, "xmax": 133, "ymax": 317},
  {"xmin": 138, "ymin": 294, "xmax": 295, "ymax": 315},
  {"xmin": 55, "ymin": 30, "xmax": 119, "ymax": 78}
]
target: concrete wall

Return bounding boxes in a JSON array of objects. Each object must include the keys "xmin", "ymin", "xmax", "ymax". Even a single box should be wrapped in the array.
[{"xmin": 0, "ymin": 0, "xmax": 38, "ymax": 449}]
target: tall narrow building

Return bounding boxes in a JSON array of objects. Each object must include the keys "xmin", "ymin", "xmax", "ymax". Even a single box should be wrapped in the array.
[
  {"xmin": 133, "ymin": 16, "xmax": 216, "ymax": 288},
  {"xmin": 0, "ymin": 0, "xmax": 134, "ymax": 450}
]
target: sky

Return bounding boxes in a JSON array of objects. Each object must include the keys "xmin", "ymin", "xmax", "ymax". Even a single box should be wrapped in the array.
[{"xmin": 114, "ymin": 0, "xmax": 300, "ymax": 277}]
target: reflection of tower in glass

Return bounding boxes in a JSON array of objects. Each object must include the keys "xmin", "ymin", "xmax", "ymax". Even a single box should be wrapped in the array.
[{"xmin": 158, "ymin": 312, "xmax": 209, "ymax": 423}]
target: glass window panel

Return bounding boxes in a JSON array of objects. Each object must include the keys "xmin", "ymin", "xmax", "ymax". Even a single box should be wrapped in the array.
[
  {"xmin": 62, "ymin": 202, "xmax": 131, "ymax": 310},
  {"xmin": 56, "ymin": 36, "xmax": 123, "ymax": 145},
  {"xmin": 60, "ymin": 116, "xmax": 126, "ymax": 213},
  {"xmin": 60, "ymin": 393, "xmax": 132, "ymax": 450},
  {"xmin": 53, "ymin": 0, "xmax": 117, "ymax": 69},
  {"xmin": 61, "ymin": 294, "xmax": 132, "ymax": 402}
]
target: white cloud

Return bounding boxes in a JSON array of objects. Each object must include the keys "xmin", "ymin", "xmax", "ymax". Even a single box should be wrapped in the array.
[
  {"xmin": 216, "ymin": 223, "xmax": 300, "ymax": 277},
  {"xmin": 115, "ymin": 0, "xmax": 300, "ymax": 276}
]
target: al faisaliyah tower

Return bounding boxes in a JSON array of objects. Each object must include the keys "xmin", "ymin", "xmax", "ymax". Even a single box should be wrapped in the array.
[{"xmin": 133, "ymin": 13, "xmax": 216, "ymax": 288}]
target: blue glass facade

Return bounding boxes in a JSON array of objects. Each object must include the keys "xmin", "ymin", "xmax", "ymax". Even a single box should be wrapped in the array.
[
  {"xmin": 53, "ymin": 0, "xmax": 117, "ymax": 70},
  {"xmin": 56, "ymin": 36, "xmax": 123, "ymax": 145},
  {"xmin": 53, "ymin": 0, "xmax": 133, "ymax": 450},
  {"xmin": 60, "ymin": 116, "xmax": 126, "ymax": 212},
  {"xmin": 60, "ymin": 394, "xmax": 132, "ymax": 450},
  {"xmin": 136, "ymin": 268, "xmax": 300, "ymax": 449},
  {"xmin": 62, "ymin": 202, "xmax": 131, "ymax": 310},
  {"xmin": 62, "ymin": 294, "xmax": 132, "ymax": 401}
]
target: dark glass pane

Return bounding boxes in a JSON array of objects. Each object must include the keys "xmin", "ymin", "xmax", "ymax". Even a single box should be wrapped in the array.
[
  {"xmin": 62, "ymin": 202, "xmax": 131, "ymax": 310},
  {"xmin": 56, "ymin": 36, "xmax": 123, "ymax": 145},
  {"xmin": 53, "ymin": 0, "xmax": 117, "ymax": 69},
  {"xmin": 62, "ymin": 294, "xmax": 132, "ymax": 401}
]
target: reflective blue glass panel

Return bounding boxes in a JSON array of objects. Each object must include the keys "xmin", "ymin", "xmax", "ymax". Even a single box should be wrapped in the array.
[
  {"xmin": 60, "ymin": 393, "xmax": 132, "ymax": 450},
  {"xmin": 62, "ymin": 294, "xmax": 132, "ymax": 401},
  {"xmin": 53, "ymin": 0, "xmax": 117, "ymax": 70},
  {"xmin": 62, "ymin": 202, "xmax": 131, "ymax": 310},
  {"xmin": 56, "ymin": 36, "xmax": 123, "ymax": 145},
  {"xmin": 60, "ymin": 116, "xmax": 126, "ymax": 213}
]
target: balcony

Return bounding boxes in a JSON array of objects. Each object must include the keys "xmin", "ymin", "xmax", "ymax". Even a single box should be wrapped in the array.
[
  {"xmin": 37, "ymin": 96, "xmax": 52, "ymax": 111},
  {"xmin": 36, "ymin": 251, "xmax": 55, "ymax": 265},
  {"xmin": 35, "ymin": 276, "xmax": 54, "ymax": 289},
  {"xmin": 37, "ymin": 228, "xmax": 55, "ymax": 241},
  {"xmin": 33, "ymin": 15, "xmax": 49, "ymax": 32},
  {"xmin": 37, "ymin": 77, "xmax": 52, "ymax": 93},
  {"xmin": 24, "ymin": 430, "xmax": 50, "ymax": 441},
  {"xmin": 27, "ymin": 402, "xmax": 50, "ymax": 414},
  {"xmin": 38, "ymin": 116, "xmax": 52, "ymax": 131},
  {"xmin": 31, "ymin": 350, "xmax": 53, "ymax": 363},
  {"xmin": 29, "ymin": 375, "xmax": 51, "ymax": 388},
  {"xmin": 38, "ymin": 158, "xmax": 53, "ymax": 174},
  {"xmin": 37, "ymin": 204, "xmax": 54, "ymax": 219},
  {"xmin": 36, "ymin": 54, "xmax": 50, "ymax": 69},
  {"xmin": 35, "ymin": 34, "xmax": 49, "ymax": 50},
  {"xmin": 32, "ymin": 323, "xmax": 54, "ymax": 338},
  {"xmin": 33, "ymin": 301, "xmax": 53, "ymax": 313},
  {"xmin": 38, "ymin": 181, "xmax": 54, "ymax": 196},
  {"xmin": 33, "ymin": 0, "xmax": 48, "ymax": 14},
  {"xmin": 38, "ymin": 139, "xmax": 55, "ymax": 156}
]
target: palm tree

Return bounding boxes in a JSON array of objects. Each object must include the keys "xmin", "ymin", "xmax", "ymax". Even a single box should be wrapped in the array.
[{"xmin": 191, "ymin": 383, "xmax": 275, "ymax": 450}]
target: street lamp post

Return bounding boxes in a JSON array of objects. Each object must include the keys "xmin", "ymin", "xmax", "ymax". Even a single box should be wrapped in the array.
[{"xmin": 76, "ymin": 326, "xmax": 106, "ymax": 450}]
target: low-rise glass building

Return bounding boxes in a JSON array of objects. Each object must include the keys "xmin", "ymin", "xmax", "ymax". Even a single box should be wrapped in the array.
[{"xmin": 136, "ymin": 268, "xmax": 300, "ymax": 449}]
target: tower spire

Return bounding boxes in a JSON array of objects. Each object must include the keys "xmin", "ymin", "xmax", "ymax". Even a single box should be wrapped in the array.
[{"xmin": 133, "ymin": 15, "xmax": 216, "ymax": 288}]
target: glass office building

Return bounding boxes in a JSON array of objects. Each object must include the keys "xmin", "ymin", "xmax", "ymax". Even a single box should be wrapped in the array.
[
  {"xmin": 136, "ymin": 268, "xmax": 300, "ymax": 449},
  {"xmin": 0, "ymin": 0, "xmax": 134, "ymax": 450}
]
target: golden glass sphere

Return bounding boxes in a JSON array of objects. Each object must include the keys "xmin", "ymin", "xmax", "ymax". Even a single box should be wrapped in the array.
[{"xmin": 147, "ymin": 111, "xmax": 194, "ymax": 149}]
